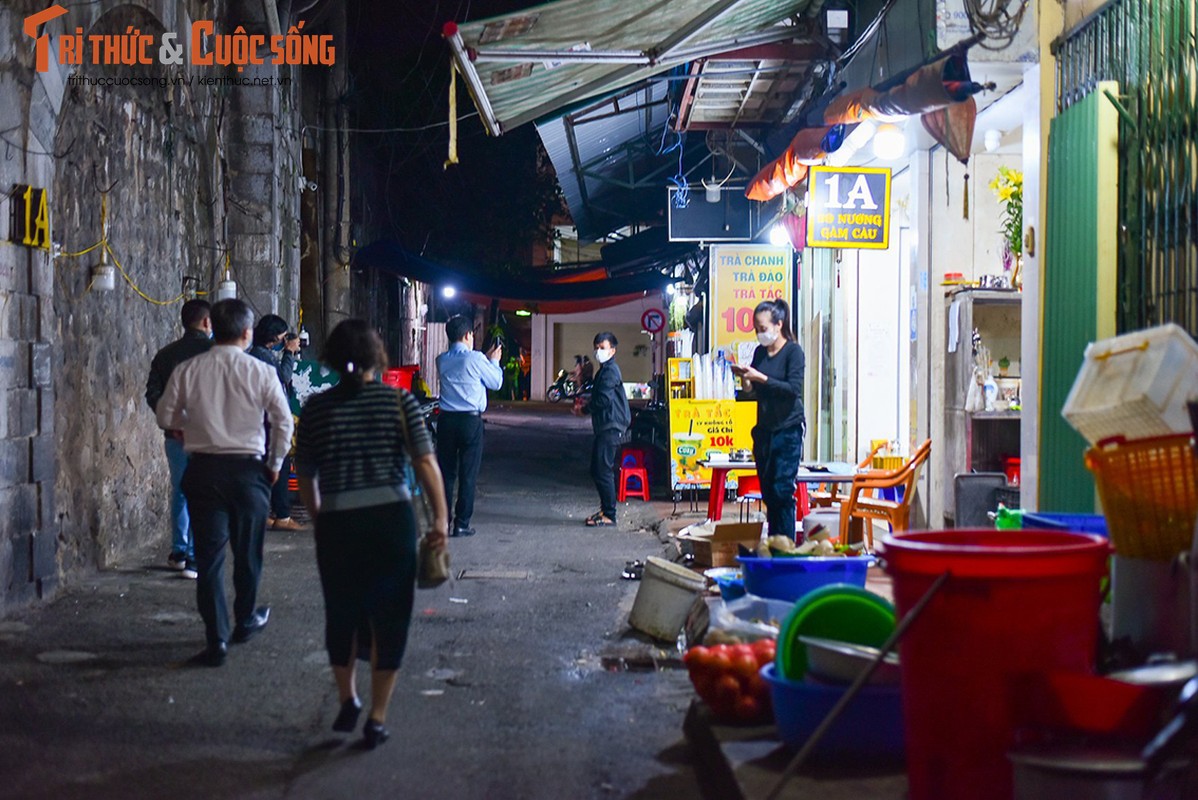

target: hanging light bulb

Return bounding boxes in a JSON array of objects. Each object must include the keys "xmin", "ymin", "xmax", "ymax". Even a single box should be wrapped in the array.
[
  {"xmin": 769, "ymin": 223, "xmax": 790, "ymax": 247},
  {"xmin": 91, "ymin": 247, "xmax": 115, "ymax": 292},
  {"xmin": 215, "ymin": 279, "xmax": 237, "ymax": 301},
  {"xmin": 872, "ymin": 123, "xmax": 907, "ymax": 160},
  {"xmin": 442, "ymin": 285, "xmax": 457, "ymax": 299}
]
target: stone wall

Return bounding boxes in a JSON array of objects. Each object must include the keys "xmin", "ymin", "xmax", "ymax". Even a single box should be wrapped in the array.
[{"xmin": 0, "ymin": 0, "xmax": 320, "ymax": 614}]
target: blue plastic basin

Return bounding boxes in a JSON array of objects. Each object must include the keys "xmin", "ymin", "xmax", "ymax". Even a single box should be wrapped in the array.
[
  {"xmin": 1021, "ymin": 512, "xmax": 1109, "ymax": 538},
  {"xmin": 762, "ymin": 662, "xmax": 904, "ymax": 759},
  {"xmin": 713, "ymin": 573, "xmax": 746, "ymax": 600},
  {"xmin": 736, "ymin": 555, "xmax": 873, "ymax": 602}
]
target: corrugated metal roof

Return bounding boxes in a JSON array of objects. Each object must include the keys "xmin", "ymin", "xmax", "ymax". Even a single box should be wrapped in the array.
[
  {"xmin": 447, "ymin": 0, "xmax": 814, "ymax": 135},
  {"xmin": 536, "ymin": 80, "xmax": 676, "ymax": 241}
]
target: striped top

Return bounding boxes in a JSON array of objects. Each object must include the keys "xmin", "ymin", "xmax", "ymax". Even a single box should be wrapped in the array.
[{"xmin": 294, "ymin": 382, "xmax": 434, "ymax": 511}]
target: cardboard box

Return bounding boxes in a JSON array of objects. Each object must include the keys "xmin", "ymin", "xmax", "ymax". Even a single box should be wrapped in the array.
[{"xmin": 677, "ymin": 521, "xmax": 763, "ymax": 568}]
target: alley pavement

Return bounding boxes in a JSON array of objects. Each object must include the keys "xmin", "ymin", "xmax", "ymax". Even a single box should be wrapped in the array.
[{"xmin": 0, "ymin": 403, "xmax": 703, "ymax": 800}]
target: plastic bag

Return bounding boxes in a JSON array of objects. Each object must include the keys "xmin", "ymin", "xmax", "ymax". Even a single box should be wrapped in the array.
[{"xmin": 704, "ymin": 593, "xmax": 794, "ymax": 644}]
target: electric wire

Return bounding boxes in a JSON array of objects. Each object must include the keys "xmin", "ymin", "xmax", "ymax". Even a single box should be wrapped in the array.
[{"xmin": 963, "ymin": 0, "xmax": 1030, "ymax": 51}]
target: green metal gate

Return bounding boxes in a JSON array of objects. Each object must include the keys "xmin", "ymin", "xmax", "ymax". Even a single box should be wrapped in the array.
[
  {"xmin": 1041, "ymin": 86, "xmax": 1120, "ymax": 512},
  {"xmin": 1053, "ymin": 0, "xmax": 1198, "ymax": 335}
]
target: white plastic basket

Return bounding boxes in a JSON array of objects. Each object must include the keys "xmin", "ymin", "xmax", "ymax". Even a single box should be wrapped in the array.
[{"xmin": 1062, "ymin": 323, "xmax": 1198, "ymax": 445}]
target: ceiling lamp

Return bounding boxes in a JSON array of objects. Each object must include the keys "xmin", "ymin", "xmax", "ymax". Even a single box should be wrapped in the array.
[{"xmin": 872, "ymin": 123, "xmax": 907, "ymax": 160}]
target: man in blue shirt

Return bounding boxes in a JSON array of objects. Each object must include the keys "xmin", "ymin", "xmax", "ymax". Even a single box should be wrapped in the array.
[{"xmin": 436, "ymin": 316, "xmax": 503, "ymax": 537}]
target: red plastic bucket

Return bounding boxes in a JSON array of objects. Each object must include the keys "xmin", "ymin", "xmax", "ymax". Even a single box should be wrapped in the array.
[{"xmin": 883, "ymin": 529, "xmax": 1109, "ymax": 800}]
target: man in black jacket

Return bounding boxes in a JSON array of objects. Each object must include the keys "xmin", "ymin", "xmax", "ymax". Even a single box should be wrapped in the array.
[
  {"xmin": 145, "ymin": 299, "xmax": 213, "ymax": 578},
  {"xmin": 585, "ymin": 332, "xmax": 631, "ymax": 527}
]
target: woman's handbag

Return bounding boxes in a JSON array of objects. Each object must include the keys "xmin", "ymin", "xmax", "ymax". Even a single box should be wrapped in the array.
[
  {"xmin": 397, "ymin": 389, "xmax": 449, "ymax": 589},
  {"xmin": 417, "ymin": 537, "xmax": 451, "ymax": 589}
]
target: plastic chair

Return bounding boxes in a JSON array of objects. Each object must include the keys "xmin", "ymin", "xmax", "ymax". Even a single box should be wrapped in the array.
[
  {"xmin": 618, "ymin": 447, "xmax": 650, "ymax": 502},
  {"xmin": 793, "ymin": 481, "xmax": 810, "ymax": 520},
  {"xmin": 838, "ymin": 439, "xmax": 932, "ymax": 549},
  {"xmin": 809, "ymin": 441, "xmax": 885, "ymax": 509},
  {"xmin": 735, "ymin": 473, "xmax": 762, "ymax": 522}
]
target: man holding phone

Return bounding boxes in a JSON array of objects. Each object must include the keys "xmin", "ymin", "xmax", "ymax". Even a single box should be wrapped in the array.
[{"xmin": 436, "ymin": 316, "xmax": 503, "ymax": 538}]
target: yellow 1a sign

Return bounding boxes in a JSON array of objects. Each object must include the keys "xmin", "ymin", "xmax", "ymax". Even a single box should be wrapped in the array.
[{"xmin": 806, "ymin": 166, "xmax": 891, "ymax": 249}]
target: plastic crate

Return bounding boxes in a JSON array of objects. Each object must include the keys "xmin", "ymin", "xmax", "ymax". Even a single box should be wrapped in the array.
[
  {"xmin": 1063, "ymin": 323, "xmax": 1198, "ymax": 445},
  {"xmin": 736, "ymin": 555, "xmax": 873, "ymax": 602},
  {"xmin": 1021, "ymin": 512, "xmax": 1108, "ymax": 537},
  {"xmin": 1084, "ymin": 433, "xmax": 1197, "ymax": 560},
  {"xmin": 994, "ymin": 486, "xmax": 1021, "ymax": 509}
]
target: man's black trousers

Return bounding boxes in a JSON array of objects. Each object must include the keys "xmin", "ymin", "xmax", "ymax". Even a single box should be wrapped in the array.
[
  {"xmin": 182, "ymin": 454, "xmax": 270, "ymax": 646},
  {"xmin": 436, "ymin": 412, "xmax": 484, "ymax": 532}
]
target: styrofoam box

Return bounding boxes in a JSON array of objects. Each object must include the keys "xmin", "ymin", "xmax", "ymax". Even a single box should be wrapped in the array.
[{"xmin": 1062, "ymin": 323, "xmax": 1198, "ymax": 445}]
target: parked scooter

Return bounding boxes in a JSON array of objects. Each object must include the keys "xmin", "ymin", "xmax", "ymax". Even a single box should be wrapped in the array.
[{"xmin": 547, "ymin": 369, "xmax": 586, "ymax": 403}]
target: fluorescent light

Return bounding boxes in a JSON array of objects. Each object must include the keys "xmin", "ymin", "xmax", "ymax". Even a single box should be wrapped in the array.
[
  {"xmin": 826, "ymin": 120, "xmax": 877, "ymax": 167},
  {"xmin": 441, "ymin": 286, "xmax": 456, "ymax": 299},
  {"xmin": 515, "ymin": 309, "xmax": 532, "ymax": 317},
  {"xmin": 872, "ymin": 123, "xmax": 906, "ymax": 160}
]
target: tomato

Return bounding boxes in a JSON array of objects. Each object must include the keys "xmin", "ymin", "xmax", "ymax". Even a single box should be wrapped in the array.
[
  {"xmin": 735, "ymin": 694, "xmax": 763, "ymax": 722},
  {"xmin": 744, "ymin": 673, "xmax": 769, "ymax": 701},
  {"xmin": 683, "ymin": 646, "xmax": 708, "ymax": 667},
  {"xmin": 730, "ymin": 644, "xmax": 754, "ymax": 661},
  {"xmin": 708, "ymin": 649, "xmax": 733, "ymax": 674},
  {"xmin": 730, "ymin": 653, "xmax": 759, "ymax": 682},
  {"xmin": 714, "ymin": 674, "xmax": 742, "ymax": 707}
]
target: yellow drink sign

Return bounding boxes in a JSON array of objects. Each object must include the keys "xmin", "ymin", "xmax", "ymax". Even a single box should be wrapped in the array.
[
  {"xmin": 669, "ymin": 398, "xmax": 757, "ymax": 488},
  {"xmin": 709, "ymin": 244, "xmax": 793, "ymax": 363}
]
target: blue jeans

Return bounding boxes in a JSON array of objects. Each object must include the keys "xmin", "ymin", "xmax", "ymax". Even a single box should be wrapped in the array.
[
  {"xmin": 752, "ymin": 426, "xmax": 804, "ymax": 540},
  {"xmin": 165, "ymin": 436, "xmax": 194, "ymax": 561}
]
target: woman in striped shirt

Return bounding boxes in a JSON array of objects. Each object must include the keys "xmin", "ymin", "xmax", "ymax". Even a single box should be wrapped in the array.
[{"xmin": 295, "ymin": 319, "xmax": 449, "ymax": 749}]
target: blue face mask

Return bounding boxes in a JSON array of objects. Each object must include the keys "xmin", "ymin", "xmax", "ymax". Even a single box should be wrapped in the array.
[{"xmin": 271, "ymin": 341, "xmax": 285, "ymax": 352}]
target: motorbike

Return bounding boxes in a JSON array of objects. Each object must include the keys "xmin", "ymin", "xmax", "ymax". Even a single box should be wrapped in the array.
[
  {"xmin": 416, "ymin": 397, "xmax": 440, "ymax": 436},
  {"xmin": 547, "ymin": 369, "xmax": 587, "ymax": 403}
]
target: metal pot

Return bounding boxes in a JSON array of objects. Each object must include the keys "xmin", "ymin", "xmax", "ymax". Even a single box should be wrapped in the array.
[{"xmin": 1010, "ymin": 745, "xmax": 1193, "ymax": 800}]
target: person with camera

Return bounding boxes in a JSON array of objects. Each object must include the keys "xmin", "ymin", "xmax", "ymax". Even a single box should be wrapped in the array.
[
  {"xmin": 585, "ymin": 332, "xmax": 631, "ymax": 528},
  {"xmin": 435, "ymin": 315, "xmax": 503, "ymax": 538},
  {"xmin": 250, "ymin": 314, "xmax": 304, "ymax": 531}
]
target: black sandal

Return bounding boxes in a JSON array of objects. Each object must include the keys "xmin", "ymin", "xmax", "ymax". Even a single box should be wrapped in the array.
[
  {"xmin": 621, "ymin": 560, "xmax": 644, "ymax": 580},
  {"xmin": 586, "ymin": 514, "xmax": 615, "ymax": 527}
]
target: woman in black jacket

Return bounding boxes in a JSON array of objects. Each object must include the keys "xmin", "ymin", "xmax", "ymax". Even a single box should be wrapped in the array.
[{"xmin": 731, "ymin": 299, "xmax": 806, "ymax": 540}]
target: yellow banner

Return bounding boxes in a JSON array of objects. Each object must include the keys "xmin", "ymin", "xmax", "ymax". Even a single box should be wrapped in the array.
[
  {"xmin": 709, "ymin": 244, "xmax": 793, "ymax": 364},
  {"xmin": 669, "ymin": 398, "xmax": 757, "ymax": 488}
]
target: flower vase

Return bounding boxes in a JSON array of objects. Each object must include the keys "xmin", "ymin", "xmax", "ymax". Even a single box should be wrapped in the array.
[{"xmin": 1012, "ymin": 254, "xmax": 1023, "ymax": 291}]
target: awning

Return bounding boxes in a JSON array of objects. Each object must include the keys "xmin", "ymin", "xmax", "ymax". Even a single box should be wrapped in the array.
[
  {"xmin": 443, "ymin": 0, "xmax": 814, "ymax": 136},
  {"xmin": 354, "ymin": 241, "xmax": 674, "ymax": 302}
]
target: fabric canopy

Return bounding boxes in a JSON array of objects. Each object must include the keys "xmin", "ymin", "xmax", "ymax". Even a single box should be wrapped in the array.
[
  {"xmin": 443, "ymin": 0, "xmax": 813, "ymax": 136},
  {"xmin": 354, "ymin": 241, "xmax": 673, "ymax": 302}
]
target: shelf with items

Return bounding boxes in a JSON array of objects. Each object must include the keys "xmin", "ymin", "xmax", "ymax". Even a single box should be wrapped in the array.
[
  {"xmin": 667, "ymin": 357, "xmax": 695, "ymax": 400},
  {"xmin": 943, "ymin": 289, "xmax": 1023, "ymax": 523}
]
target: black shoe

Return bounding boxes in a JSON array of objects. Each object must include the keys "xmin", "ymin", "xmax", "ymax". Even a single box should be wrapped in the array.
[
  {"xmin": 231, "ymin": 606, "xmax": 271, "ymax": 643},
  {"xmin": 189, "ymin": 641, "xmax": 227, "ymax": 667},
  {"xmin": 362, "ymin": 718, "xmax": 390, "ymax": 749},
  {"xmin": 450, "ymin": 526, "xmax": 476, "ymax": 538},
  {"xmin": 332, "ymin": 697, "xmax": 362, "ymax": 733}
]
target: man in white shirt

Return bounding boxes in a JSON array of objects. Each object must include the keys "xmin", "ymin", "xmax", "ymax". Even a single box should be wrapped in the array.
[
  {"xmin": 435, "ymin": 315, "xmax": 503, "ymax": 538},
  {"xmin": 157, "ymin": 299, "xmax": 294, "ymax": 667}
]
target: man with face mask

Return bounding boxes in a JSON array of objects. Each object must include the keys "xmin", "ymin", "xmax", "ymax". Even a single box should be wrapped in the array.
[
  {"xmin": 585, "ymin": 332, "xmax": 631, "ymax": 527},
  {"xmin": 250, "ymin": 314, "xmax": 303, "ymax": 531}
]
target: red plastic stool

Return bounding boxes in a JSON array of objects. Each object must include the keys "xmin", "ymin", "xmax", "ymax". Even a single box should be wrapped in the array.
[
  {"xmin": 794, "ymin": 481, "xmax": 810, "ymax": 520},
  {"xmin": 619, "ymin": 465, "xmax": 650, "ymax": 501},
  {"xmin": 618, "ymin": 448, "xmax": 650, "ymax": 502}
]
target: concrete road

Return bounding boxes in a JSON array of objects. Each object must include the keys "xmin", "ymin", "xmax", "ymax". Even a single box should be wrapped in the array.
[{"xmin": 0, "ymin": 403, "xmax": 703, "ymax": 800}]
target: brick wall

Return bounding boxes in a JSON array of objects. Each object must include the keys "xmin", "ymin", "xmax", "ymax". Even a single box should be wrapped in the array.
[{"xmin": 0, "ymin": 0, "xmax": 313, "ymax": 614}]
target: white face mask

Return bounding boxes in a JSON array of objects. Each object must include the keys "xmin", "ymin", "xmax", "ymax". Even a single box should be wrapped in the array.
[
  {"xmin": 757, "ymin": 329, "xmax": 780, "ymax": 347},
  {"xmin": 595, "ymin": 348, "xmax": 614, "ymax": 364}
]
